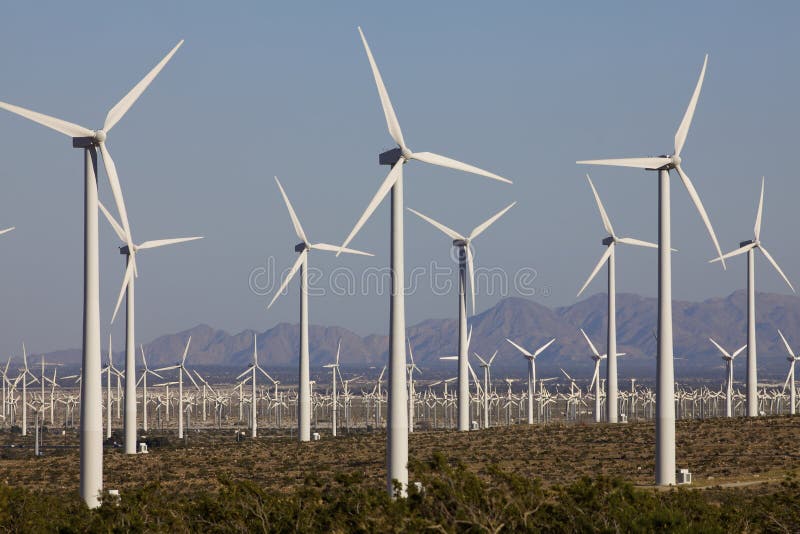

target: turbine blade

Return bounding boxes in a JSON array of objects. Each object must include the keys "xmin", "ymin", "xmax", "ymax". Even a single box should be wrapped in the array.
[
  {"xmin": 110, "ymin": 260, "xmax": 134, "ymax": 324},
  {"xmin": 336, "ymin": 338, "xmax": 342, "ymax": 366},
  {"xmin": 783, "ymin": 366, "xmax": 793, "ymax": 393},
  {"xmin": 98, "ymin": 143, "xmax": 136, "ymax": 275},
  {"xmin": 406, "ymin": 208, "xmax": 463, "ymax": 241},
  {"xmin": 338, "ymin": 160, "xmax": 403, "ymax": 255},
  {"xmin": 674, "ymin": 164, "xmax": 725, "ymax": 268},
  {"xmin": 466, "ymin": 245, "xmax": 476, "ymax": 315},
  {"xmin": 104, "ymin": 40, "xmax": 184, "ymax": 132},
  {"xmin": 0, "ymin": 227, "xmax": 15, "ymax": 237},
  {"xmin": 759, "ymin": 246, "xmax": 795, "ymax": 293},
  {"xmin": 778, "ymin": 329, "xmax": 795, "ymax": 358},
  {"xmin": 586, "ymin": 175, "xmax": 614, "ymax": 237},
  {"xmin": 181, "ymin": 337, "xmax": 192, "ymax": 364},
  {"xmin": 411, "ymin": 151, "xmax": 511, "ymax": 184},
  {"xmin": 708, "ymin": 337, "xmax": 731, "ymax": 359},
  {"xmin": 580, "ymin": 329, "xmax": 601, "ymax": 357},
  {"xmin": 616, "ymin": 237, "xmax": 658, "ymax": 249},
  {"xmin": 310, "ymin": 242, "xmax": 373, "ymax": 256},
  {"xmin": 468, "ymin": 202, "xmax": 516, "ymax": 240},
  {"xmin": 268, "ymin": 250, "xmax": 306, "ymax": 308},
  {"xmin": 357, "ymin": 27, "xmax": 406, "ymax": 150},
  {"xmin": 577, "ymin": 157, "xmax": 671, "ymax": 170},
  {"xmin": 674, "ymin": 54, "xmax": 708, "ymax": 157},
  {"xmin": 709, "ymin": 243, "xmax": 755, "ymax": 263},
  {"xmin": 137, "ymin": 236, "xmax": 203, "ymax": 250},
  {"xmin": 473, "ymin": 352, "xmax": 488, "ymax": 366},
  {"xmin": 505, "ymin": 338, "xmax": 532, "ymax": 357},
  {"xmin": 590, "ymin": 359, "xmax": 600, "ymax": 391},
  {"xmin": 577, "ymin": 243, "xmax": 614, "ymax": 297},
  {"xmin": 534, "ymin": 338, "xmax": 556, "ymax": 357},
  {"xmin": 274, "ymin": 176, "xmax": 308, "ymax": 245},
  {"xmin": 98, "ymin": 200, "xmax": 127, "ymax": 242},
  {"xmin": 731, "ymin": 345, "xmax": 747, "ymax": 359},
  {"xmin": 0, "ymin": 100, "xmax": 92, "ymax": 137},
  {"xmin": 754, "ymin": 176, "xmax": 765, "ymax": 241}
]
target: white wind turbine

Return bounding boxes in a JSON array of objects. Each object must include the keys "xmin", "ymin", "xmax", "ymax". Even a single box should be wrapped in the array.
[
  {"xmin": 338, "ymin": 27, "xmax": 511, "ymax": 495},
  {"xmin": 18, "ymin": 344, "xmax": 38, "ymax": 437},
  {"xmin": 709, "ymin": 178, "xmax": 794, "ymax": 417},
  {"xmin": 505, "ymin": 338, "xmax": 556, "ymax": 425},
  {"xmin": 100, "ymin": 201, "xmax": 202, "ymax": 453},
  {"xmin": 708, "ymin": 338, "xmax": 746, "ymax": 418},
  {"xmin": 580, "ymin": 329, "xmax": 607, "ymax": 423},
  {"xmin": 136, "ymin": 345, "xmax": 163, "ymax": 433},
  {"xmin": 155, "ymin": 337, "xmax": 199, "ymax": 439},
  {"xmin": 406, "ymin": 338, "xmax": 420, "ymax": 433},
  {"xmin": 473, "ymin": 350, "xmax": 498, "ymax": 428},
  {"xmin": 408, "ymin": 203, "xmax": 515, "ymax": 432},
  {"xmin": 268, "ymin": 177, "xmax": 371, "ymax": 442},
  {"xmin": 0, "ymin": 40, "xmax": 183, "ymax": 507},
  {"xmin": 777, "ymin": 330, "xmax": 800, "ymax": 416},
  {"xmin": 322, "ymin": 339, "xmax": 342, "ymax": 437},
  {"xmin": 577, "ymin": 175, "xmax": 656, "ymax": 424},
  {"xmin": 236, "ymin": 334, "xmax": 276, "ymax": 438},
  {"xmin": 578, "ymin": 55, "xmax": 724, "ymax": 485}
]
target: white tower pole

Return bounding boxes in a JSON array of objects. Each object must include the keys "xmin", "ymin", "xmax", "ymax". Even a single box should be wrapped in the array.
[
  {"xmin": 142, "ymin": 370, "xmax": 148, "ymax": 432},
  {"xmin": 457, "ymin": 243, "xmax": 469, "ymax": 432},
  {"xmin": 790, "ymin": 361, "xmax": 796, "ymax": 415},
  {"xmin": 746, "ymin": 248, "xmax": 758, "ymax": 417},
  {"xmin": 79, "ymin": 147, "xmax": 103, "ymax": 508},
  {"xmin": 177, "ymin": 369, "xmax": 184, "ymax": 439},
  {"xmin": 124, "ymin": 253, "xmax": 136, "ymax": 454},
  {"xmin": 607, "ymin": 247, "xmax": 618, "ymax": 423},
  {"xmin": 298, "ymin": 252, "xmax": 311, "ymax": 442},
  {"xmin": 251, "ymin": 366, "xmax": 257, "ymax": 438},
  {"xmin": 726, "ymin": 359, "xmax": 733, "ymax": 418},
  {"xmin": 527, "ymin": 358, "xmax": 535, "ymax": 424},
  {"xmin": 656, "ymin": 168, "xmax": 676, "ymax": 486},
  {"xmin": 387, "ymin": 166, "xmax": 408, "ymax": 496},
  {"xmin": 331, "ymin": 368, "xmax": 337, "ymax": 437}
]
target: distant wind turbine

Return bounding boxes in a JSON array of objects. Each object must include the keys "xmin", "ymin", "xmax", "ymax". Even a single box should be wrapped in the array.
[
  {"xmin": 708, "ymin": 338, "xmax": 746, "ymax": 418},
  {"xmin": 506, "ymin": 338, "xmax": 556, "ymax": 425}
]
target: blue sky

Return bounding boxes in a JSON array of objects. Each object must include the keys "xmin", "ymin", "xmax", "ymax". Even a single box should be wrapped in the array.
[{"xmin": 0, "ymin": 1, "xmax": 798, "ymax": 357}]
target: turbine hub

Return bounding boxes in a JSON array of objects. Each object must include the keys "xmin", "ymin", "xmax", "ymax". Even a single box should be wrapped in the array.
[
  {"xmin": 93, "ymin": 130, "xmax": 107, "ymax": 143},
  {"xmin": 671, "ymin": 154, "xmax": 682, "ymax": 166}
]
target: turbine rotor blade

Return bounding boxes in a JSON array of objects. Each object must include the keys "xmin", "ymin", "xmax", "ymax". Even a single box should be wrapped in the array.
[
  {"xmin": 674, "ymin": 54, "xmax": 708, "ymax": 157},
  {"xmin": 0, "ymin": 101, "xmax": 93, "ymax": 138},
  {"xmin": 586, "ymin": 175, "xmax": 614, "ymax": 237},
  {"xmin": 98, "ymin": 143, "xmax": 136, "ymax": 275},
  {"xmin": 410, "ymin": 151, "xmax": 511, "ymax": 184},
  {"xmin": 674, "ymin": 164, "xmax": 724, "ymax": 268},
  {"xmin": 311, "ymin": 242, "xmax": 373, "ymax": 256},
  {"xmin": 580, "ymin": 328, "xmax": 601, "ymax": 357},
  {"xmin": 137, "ymin": 236, "xmax": 203, "ymax": 250},
  {"xmin": 466, "ymin": 245, "xmax": 476, "ymax": 315},
  {"xmin": 709, "ymin": 243, "xmax": 755, "ymax": 264},
  {"xmin": 505, "ymin": 338, "xmax": 532, "ymax": 357},
  {"xmin": 357, "ymin": 27, "xmax": 406, "ymax": 150},
  {"xmin": 577, "ymin": 157, "xmax": 671, "ymax": 170},
  {"xmin": 469, "ymin": 202, "xmax": 516, "ymax": 240},
  {"xmin": 754, "ymin": 177, "xmax": 765, "ymax": 241},
  {"xmin": 406, "ymin": 208, "xmax": 463, "ymax": 241},
  {"xmin": 0, "ymin": 227, "xmax": 14, "ymax": 237},
  {"xmin": 759, "ymin": 246, "xmax": 795, "ymax": 293},
  {"xmin": 534, "ymin": 338, "xmax": 556, "ymax": 357},
  {"xmin": 104, "ymin": 40, "xmax": 184, "ymax": 132},
  {"xmin": 708, "ymin": 337, "xmax": 731, "ymax": 359},
  {"xmin": 338, "ymin": 160, "xmax": 403, "ymax": 255},
  {"xmin": 98, "ymin": 200, "xmax": 127, "ymax": 242},
  {"xmin": 268, "ymin": 250, "xmax": 306, "ymax": 309},
  {"xmin": 577, "ymin": 243, "xmax": 614, "ymax": 297},
  {"xmin": 616, "ymin": 237, "xmax": 657, "ymax": 249},
  {"xmin": 778, "ymin": 329, "xmax": 795, "ymax": 358},
  {"xmin": 274, "ymin": 176, "xmax": 308, "ymax": 245},
  {"xmin": 110, "ymin": 260, "xmax": 134, "ymax": 324}
]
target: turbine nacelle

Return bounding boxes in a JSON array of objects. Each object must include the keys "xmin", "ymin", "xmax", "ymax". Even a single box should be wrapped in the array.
[
  {"xmin": 295, "ymin": 242, "xmax": 308, "ymax": 253},
  {"xmin": 740, "ymin": 239, "xmax": 757, "ymax": 248},
  {"xmin": 601, "ymin": 236, "xmax": 614, "ymax": 246}
]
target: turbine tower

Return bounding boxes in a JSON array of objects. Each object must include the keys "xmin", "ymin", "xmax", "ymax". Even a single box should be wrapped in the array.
[
  {"xmin": 578, "ymin": 55, "xmax": 723, "ymax": 485},
  {"xmin": 322, "ymin": 339, "xmax": 342, "ymax": 437},
  {"xmin": 577, "ymin": 175, "xmax": 656, "ymax": 423},
  {"xmin": 268, "ymin": 177, "xmax": 371, "ymax": 442},
  {"xmin": 0, "ymin": 40, "xmax": 183, "ymax": 507},
  {"xmin": 338, "ymin": 27, "xmax": 510, "ymax": 495},
  {"xmin": 100, "ymin": 201, "xmax": 201, "ymax": 454},
  {"xmin": 408, "ymin": 203, "xmax": 515, "ymax": 431},
  {"xmin": 709, "ymin": 178, "xmax": 795, "ymax": 416},
  {"xmin": 708, "ymin": 338, "xmax": 745, "ymax": 417}
]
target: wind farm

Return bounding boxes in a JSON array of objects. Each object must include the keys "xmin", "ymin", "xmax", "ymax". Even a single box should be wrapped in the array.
[{"xmin": 0, "ymin": 2, "xmax": 799, "ymax": 530}]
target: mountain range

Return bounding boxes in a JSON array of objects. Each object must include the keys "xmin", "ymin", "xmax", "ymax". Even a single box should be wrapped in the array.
[{"xmin": 33, "ymin": 290, "xmax": 800, "ymax": 381}]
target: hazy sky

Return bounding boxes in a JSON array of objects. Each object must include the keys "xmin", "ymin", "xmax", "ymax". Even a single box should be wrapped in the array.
[{"xmin": 0, "ymin": 1, "xmax": 798, "ymax": 357}]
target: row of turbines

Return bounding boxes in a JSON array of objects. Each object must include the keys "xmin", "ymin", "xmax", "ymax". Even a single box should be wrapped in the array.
[{"xmin": 0, "ymin": 26, "xmax": 795, "ymax": 507}]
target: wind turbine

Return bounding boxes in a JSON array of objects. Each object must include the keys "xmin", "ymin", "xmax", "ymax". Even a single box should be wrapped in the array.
[
  {"xmin": 408, "ymin": 203, "xmax": 514, "ymax": 432},
  {"xmin": 473, "ymin": 350, "xmax": 498, "ymax": 428},
  {"xmin": 155, "ymin": 337, "xmax": 199, "ymax": 439},
  {"xmin": 0, "ymin": 40, "xmax": 183, "ymax": 507},
  {"xmin": 323, "ymin": 339, "xmax": 342, "ymax": 437},
  {"xmin": 578, "ymin": 54, "xmax": 724, "ymax": 485},
  {"xmin": 268, "ymin": 177, "xmax": 371, "ymax": 442},
  {"xmin": 136, "ymin": 345, "xmax": 162, "ymax": 433},
  {"xmin": 708, "ymin": 338, "xmax": 746, "ymax": 418},
  {"xmin": 506, "ymin": 338, "xmax": 556, "ymax": 425},
  {"xmin": 236, "ymin": 334, "xmax": 276, "ymax": 438},
  {"xmin": 406, "ymin": 338, "xmax": 420, "ymax": 433},
  {"xmin": 777, "ymin": 330, "xmax": 800, "ymax": 416},
  {"xmin": 100, "ymin": 201, "xmax": 201, "ymax": 453},
  {"xmin": 18, "ymin": 344, "xmax": 38, "ymax": 437},
  {"xmin": 709, "ymin": 178, "xmax": 795, "ymax": 417},
  {"xmin": 338, "ymin": 28, "xmax": 511, "ymax": 494},
  {"xmin": 577, "ymin": 175, "xmax": 656, "ymax": 424},
  {"xmin": 580, "ymin": 329, "xmax": 608, "ymax": 423}
]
